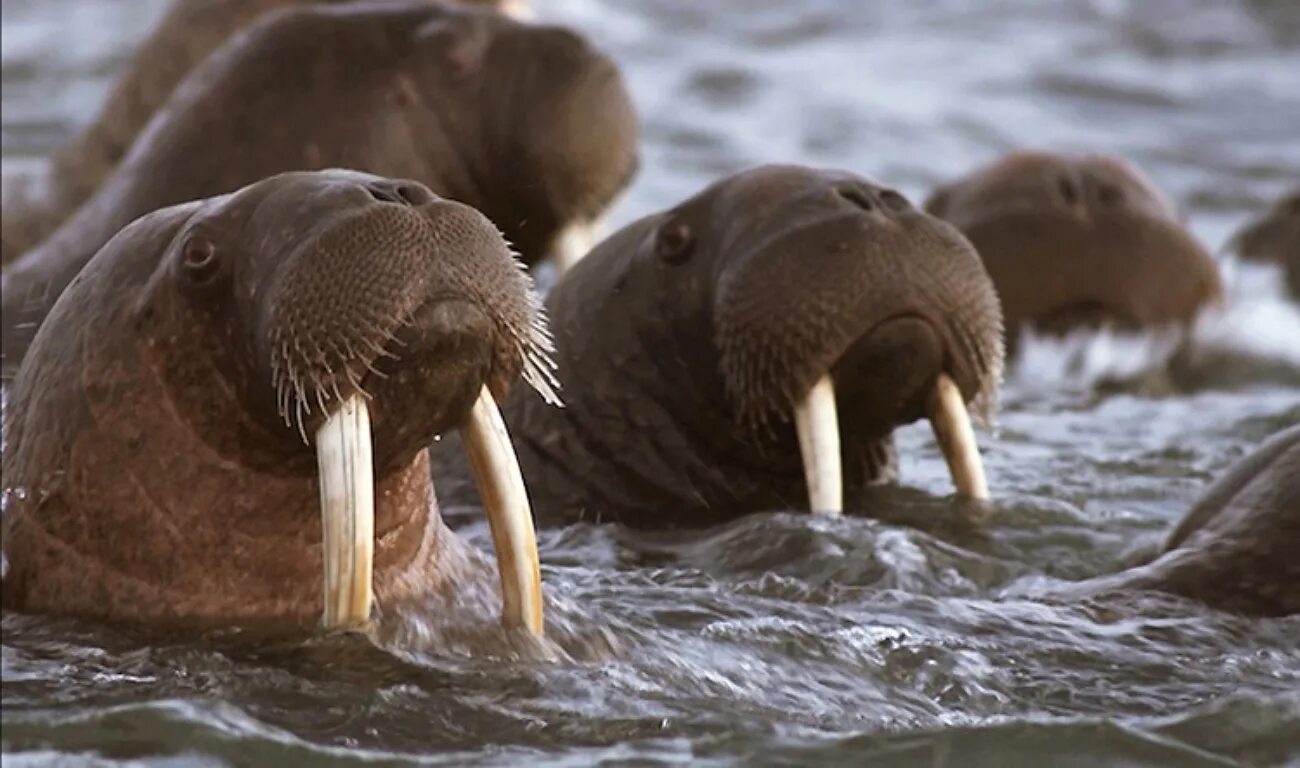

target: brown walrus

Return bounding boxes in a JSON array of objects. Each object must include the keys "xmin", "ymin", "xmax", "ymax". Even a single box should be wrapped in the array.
[
  {"xmin": 1230, "ymin": 189, "xmax": 1300, "ymax": 300},
  {"xmin": 0, "ymin": 169, "xmax": 556, "ymax": 634},
  {"xmin": 1, "ymin": 0, "xmax": 637, "ymax": 375},
  {"xmin": 924, "ymin": 151, "xmax": 1223, "ymax": 351},
  {"xmin": 0, "ymin": 0, "xmax": 531, "ymax": 266},
  {"xmin": 436, "ymin": 165, "xmax": 1006, "ymax": 526},
  {"xmin": 1064, "ymin": 423, "xmax": 1299, "ymax": 617}
]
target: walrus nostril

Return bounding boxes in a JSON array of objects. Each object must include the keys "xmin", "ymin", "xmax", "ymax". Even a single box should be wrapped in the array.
[
  {"xmin": 836, "ymin": 185, "xmax": 876, "ymax": 213},
  {"xmin": 1096, "ymin": 183, "xmax": 1123, "ymax": 207},
  {"xmin": 880, "ymin": 190, "xmax": 912, "ymax": 213},
  {"xmin": 365, "ymin": 181, "xmax": 434, "ymax": 206}
]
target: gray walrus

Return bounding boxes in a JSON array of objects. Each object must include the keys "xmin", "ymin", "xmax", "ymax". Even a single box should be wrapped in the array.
[
  {"xmin": 1, "ymin": 169, "xmax": 557, "ymax": 634},
  {"xmin": 0, "ymin": 0, "xmax": 531, "ymax": 266},
  {"xmin": 436, "ymin": 164, "xmax": 1006, "ymax": 526},
  {"xmin": 925, "ymin": 151, "xmax": 1223, "ymax": 352},
  {"xmin": 1064, "ymin": 423, "xmax": 1299, "ymax": 617},
  {"xmin": 1, "ymin": 0, "xmax": 637, "ymax": 375}
]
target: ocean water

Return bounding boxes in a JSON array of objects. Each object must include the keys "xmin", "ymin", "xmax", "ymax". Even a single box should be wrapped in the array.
[{"xmin": 3, "ymin": 0, "xmax": 1300, "ymax": 765}]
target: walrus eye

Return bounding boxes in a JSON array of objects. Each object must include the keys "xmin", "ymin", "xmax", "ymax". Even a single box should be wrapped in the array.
[
  {"xmin": 181, "ymin": 237, "xmax": 220, "ymax": 283},
  {"xmin": 656, "ymin": 222, "xmax": 693, "ymax": 265},
  {"xmin": 1058, "ymin": 177, "xmax": 1079, "ymax": 206}
]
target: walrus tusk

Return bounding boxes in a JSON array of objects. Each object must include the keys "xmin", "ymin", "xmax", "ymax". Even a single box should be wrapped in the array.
[
  {"xmin": 794, "ymin": 373, "xmax": 843, "ymax": 516},
  {"xmin": 461, "ymin": 385, "xmax": 545, "ymax": 636},
  {"xmin": 552, "ymin": 219, "xmax": 602, "ymax": 274},
  {"xmin": 315, "ymin": 394, "xmax": 375, "ymax": 630},
  {"xmin": 926, "ymin": 373, "xmax": 989, "ymax": 500}
]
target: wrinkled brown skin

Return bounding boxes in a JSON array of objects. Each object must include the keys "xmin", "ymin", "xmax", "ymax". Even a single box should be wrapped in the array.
[
  {"xmin": 1064, "ymin": 424, "xmax": 1300, "ymax": 617},
  {"xmin": 1231, "ymin": 189, "xmax": 1300, "ymax": 300},
  {"xmin": 435, "ymin": 165, "xmax": 1005, "ymax": 526},
  {"xmin": 925, "ymin": 151, "xmax": 1223, "ymax": 351},
  {"xmin": 0, "ymin": 0, "xmax": 520, "ymax": 265},
  {"xmin": 0, "ymin": 169, "xmax": 544, "ymax": 624},
  {"xmin": 1, "ymin": 0, "xmax": 637, "ymax": 375}
]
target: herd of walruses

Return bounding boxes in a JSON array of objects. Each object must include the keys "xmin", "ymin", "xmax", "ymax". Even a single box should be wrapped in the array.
[{"xmin": 1, "ymin": 1, "xmax": 1296, "ymax": 639}]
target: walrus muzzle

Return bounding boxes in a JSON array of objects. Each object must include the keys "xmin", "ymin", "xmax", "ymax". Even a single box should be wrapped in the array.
[
  {"xmin": 316, "ymin": 387, "xmax": 543, "ymax": 635},
  {"xmin": 793, "ymin": 372, "xmax": 989, "ymax": 515}
]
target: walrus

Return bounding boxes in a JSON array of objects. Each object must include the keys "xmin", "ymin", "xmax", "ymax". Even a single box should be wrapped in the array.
[
  {"xmin": 924, "ymin": 151, "xmax": 1223, "ymax": 351},
  {"xmin": 1, "ymin": 0, "xmax": 637, "ymax": 375},
  {"xmin": 435, "ymin": 165, "xmax": 1006, "ymax": 526},
  {"xmin": 0, "ymin": 0, "xmax": 532, "ymax": 266},
  {"xmin": 1229, "ymin": 188, "xmax": 1300, "ymax": 300},
  {"xmin": 1062, "ymin": 423, "xmax": 1299, "ymax": 617},
  {"xmin": 0, "ymin": 169, "xmax": 556, "ymax": 634}
]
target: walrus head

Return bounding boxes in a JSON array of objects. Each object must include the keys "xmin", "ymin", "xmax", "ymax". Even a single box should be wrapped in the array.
[
  {"xmin": 397, "ymin": 4, "xmax": 638, "ymax": 268},
  {"xmin": 509, "ymin": 165, "xmax": 1004, "ymax": 524},
  {"xmin": 925, "ymin": 151, "xmax": 1223, "ymax": 348},
  {"xmin": 1230, "ymin": 189, "xmax": 1300, "ymax": 300},
  {"xmin": 2, "ymin": 170, "xmax": 554, "ymax": 632},
  {"xmin": 0, "ymin": 0, "xmax": 638, "ymax": 379}
]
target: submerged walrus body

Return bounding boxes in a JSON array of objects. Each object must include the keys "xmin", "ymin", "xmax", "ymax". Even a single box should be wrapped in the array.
[
  {"xmin": 1, "ymin": 170, "xmax": 553, "ymax": 631},
  {"xmin": 0, "ymin": 0, "xmax": 533, "ymax": 266},
  {"xmin": 438, "ymin": 165, "xmax": 1006, "ymax": 526},
  {"xmin": 2, "ymin": 0, "xmax": 637, "ymax": 374},
  {"xmin": 1067, "ymin": 424, "xmax": 1300, "ymax": 617},
  {"xmin": 925, "ymin": 151, "xmax": 1223, "ymax": 352}
]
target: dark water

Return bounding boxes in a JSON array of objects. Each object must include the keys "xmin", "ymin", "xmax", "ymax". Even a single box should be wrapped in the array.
[{"xmin": 3, "ymin": 0, "xmax": 1300, "ymax": 765}]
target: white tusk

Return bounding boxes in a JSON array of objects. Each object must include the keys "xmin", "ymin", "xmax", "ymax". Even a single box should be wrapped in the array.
[
  {"xmin": 315, "ymin": 395, "xmax": 375, "ymax": 630},
  {"xmin": 552, "ymin": 218, "xmax": 603, "ymax": 274},
  {"xmin": 794, "ymin": 373, "xmax": 843, "ymax": 516},
  {"xmin": 927, "ymin": 373, "xmax": 989, "ymax": 500},
  {"xmin": 461, "ymin": 385, "xmax": 545, "ymax": 636}
]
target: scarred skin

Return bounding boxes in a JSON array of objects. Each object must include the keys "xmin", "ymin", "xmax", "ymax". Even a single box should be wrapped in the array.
[
  {"xmin": 0, "ymin": 0, "xmax": 527, "ymax": 265},
  {"xmin": 925, "ymin": 151, "xmax": 1223, "ymax": 350},
  {"xmin": 1230, "ymin": 189, "xmax": 1300, "ymax": 300},
  {"xmin": 1, "ymin": 0, "xmax": 637, "ymax": 374},
  {"xmin": 1066, "ymin": 424, "xmax": 1300, "ymax": 617},
  {"xmin": 0, "ymin": 169, "xmax": 550, "ymax": 624},
  {"xmin": 436, "ymin": 165, "xmax": 1006, "ymax": 526}
]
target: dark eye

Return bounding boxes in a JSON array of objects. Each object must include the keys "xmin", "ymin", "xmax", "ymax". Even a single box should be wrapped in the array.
[
  {"xmin": 656, "ymin": 221, "xmax": 693, "ymax": 265},
  {"xmin": 182, "ymin": 237, "xmax": 221, "ymax": 284},
  {"xmin": 1058, "ymin": 176, "xmax": 1079, "ymax": 206}
]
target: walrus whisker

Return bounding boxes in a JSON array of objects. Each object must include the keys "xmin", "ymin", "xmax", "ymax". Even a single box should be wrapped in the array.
[{"xmin": 460, "ymin": 385, "xmax": 545, "ymax": 636}]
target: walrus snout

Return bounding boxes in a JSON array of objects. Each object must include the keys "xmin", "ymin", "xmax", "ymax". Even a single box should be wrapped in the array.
[
  {"xmin": 706, "ymin": 168, "xmax": 1003, "ymax": 509},
  {"xmin": 927, "ymin": 151, "xmax": 1223, "ymax": 346}
]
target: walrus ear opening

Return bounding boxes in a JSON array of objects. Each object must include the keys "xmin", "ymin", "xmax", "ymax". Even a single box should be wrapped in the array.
[
  {"xmin": 178, "ymin": 235, "xmax": 226, "ymax": 289},
  {"xmin": 414, "ymin": 17, "xmax": 489, "ymax": 79},
  {"xmin": 655, "ymin": 221, "xmax": 694, "ymax": 266}
]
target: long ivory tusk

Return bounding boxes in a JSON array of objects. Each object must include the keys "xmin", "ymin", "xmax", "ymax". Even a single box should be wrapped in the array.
[
  {"xmin": 927, "ymin": 373, "xmax": 989, "ymax": 500},
  {"xmin": 315, "ymin": 395, "xmax": 375, "ymax": 629},
  {"xmin": 461, "ymin": 385, "xmax": 545, "ymax": 636},
  {"xmin": 552, "ymin": 218, "xmax": 603, "ymax": 274},
  {"xmin": 794, "ymin": 373, "xmax": 843, "ymax": 516}
]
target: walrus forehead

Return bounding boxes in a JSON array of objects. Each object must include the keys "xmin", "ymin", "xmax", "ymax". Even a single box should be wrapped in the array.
[{"xmin": 929, "ymin": 152, "xmax": 1178, "ymax": 227}]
